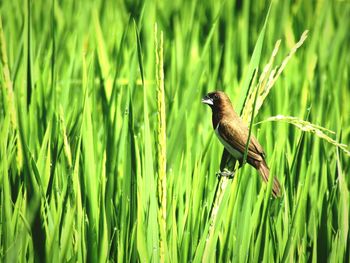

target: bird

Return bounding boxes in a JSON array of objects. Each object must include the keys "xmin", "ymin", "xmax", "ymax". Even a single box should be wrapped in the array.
[{"xmin": 202, "ymin": 91, "xmax": 281, "ymax": 197}]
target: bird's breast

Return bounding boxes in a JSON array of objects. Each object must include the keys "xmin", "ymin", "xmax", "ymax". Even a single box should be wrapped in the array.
[{"xmin": 214, "ymin": 125, "xmax": 243, "ymax": 160}]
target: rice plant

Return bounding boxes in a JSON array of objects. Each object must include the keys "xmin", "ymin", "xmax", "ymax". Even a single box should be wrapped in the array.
[{"xmin": 0, "ymin": 0, "xmax": 349, "ymax": 262}]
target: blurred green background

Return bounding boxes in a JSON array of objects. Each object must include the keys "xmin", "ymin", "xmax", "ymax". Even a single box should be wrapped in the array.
[{"xmin": 0, "ymin": 0, "xmax": 349, "ymax": 262}]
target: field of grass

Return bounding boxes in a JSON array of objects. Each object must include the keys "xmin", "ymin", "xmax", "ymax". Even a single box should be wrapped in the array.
[{"xmin": 0, "ymin": 0, "xmax": 349, "ymax": 262}]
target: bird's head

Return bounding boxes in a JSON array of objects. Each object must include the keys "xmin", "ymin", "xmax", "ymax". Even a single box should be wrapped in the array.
[{"xmin": 201, "ymin": 91, "xmax": 231, "ymax": 110}]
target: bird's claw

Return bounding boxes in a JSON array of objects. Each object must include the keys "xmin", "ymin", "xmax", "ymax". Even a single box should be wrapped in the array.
[{"xmin": 216, "ymin": 169, "xmax": 235, "ymax": 179}]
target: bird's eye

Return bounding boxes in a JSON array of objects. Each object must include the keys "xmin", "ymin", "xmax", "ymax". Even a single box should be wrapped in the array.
[{"xmin": 213, "ymin": 94, "xmax": 219, "ymax": 100}]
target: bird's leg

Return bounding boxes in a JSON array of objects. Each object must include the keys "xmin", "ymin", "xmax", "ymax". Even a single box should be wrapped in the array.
[
  {"xmin": 217, "ymin": 168, "xmax": 235, "ymax": 179},
  {"xmin": 217, "ymin": 149, "xmax": 235, "ymax": 179},
  {"xmin": 223, "ymin": 155, "xmax": 236, "ymax": 179},
  {"xmin": 227, "ymin": 155, "xmax": 238, "ymax": 171},
  {"xmin": 220, "ymin": 148, "xmax": 230, "ymax": 172}
]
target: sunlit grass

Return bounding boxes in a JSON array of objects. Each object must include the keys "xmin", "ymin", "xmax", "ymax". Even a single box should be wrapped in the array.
[{"xmin": 0, "ymin": 0, "xmax": 349, "ymax": 262}]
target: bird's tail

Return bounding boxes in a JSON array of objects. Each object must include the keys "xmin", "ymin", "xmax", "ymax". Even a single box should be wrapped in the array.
[{"xmin": 258, "ymin": 160, "xmax": 281, "ymax": 198}]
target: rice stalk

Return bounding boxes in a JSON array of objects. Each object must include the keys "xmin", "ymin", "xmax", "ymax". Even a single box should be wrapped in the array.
[
  {"xmin": 256, "ymin": 115, "xmax": 350, "ymax": 156},
  {"xmin": 243, "ymin": 30, "xmax": 309, "ymax": 120},
  {"xmin": 155, "ymin": 23, "xmax": 167, "ymax": 262}
]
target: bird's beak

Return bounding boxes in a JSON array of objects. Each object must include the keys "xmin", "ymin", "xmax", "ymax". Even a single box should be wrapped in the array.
[{"xmin": 201, "ymin": 95, "xmax": 213, "ymax": 106}]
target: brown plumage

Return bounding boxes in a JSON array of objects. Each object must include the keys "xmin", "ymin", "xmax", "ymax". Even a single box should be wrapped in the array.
[{"xmin": 202, "ymin": 91, "xmax": 281, "ymax": 197}]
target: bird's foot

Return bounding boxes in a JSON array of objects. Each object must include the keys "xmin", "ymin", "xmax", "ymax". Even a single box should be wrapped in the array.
[{"xmin": 216, "ymin": 169, "xmax": 235, "ymax": 179}]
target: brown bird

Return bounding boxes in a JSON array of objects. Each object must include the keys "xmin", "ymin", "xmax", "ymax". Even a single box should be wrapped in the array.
[{"xmin": 202, "ymin": 91, "xmax": 281, "ymax": 197}]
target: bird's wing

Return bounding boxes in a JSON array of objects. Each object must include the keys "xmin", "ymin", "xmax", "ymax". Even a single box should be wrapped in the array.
[{"xmin": 217, "ymin": 120, "xmax": 264, "ymax": 162}]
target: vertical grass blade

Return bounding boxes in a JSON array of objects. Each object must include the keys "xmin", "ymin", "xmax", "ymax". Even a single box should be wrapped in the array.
[
  {"xmin": 0, "ymin": 14, "xmax": 22, "ymax": 169},
  {"xmin": 134, "ymin": 21, "xmax": 159, "ymax": 261}
]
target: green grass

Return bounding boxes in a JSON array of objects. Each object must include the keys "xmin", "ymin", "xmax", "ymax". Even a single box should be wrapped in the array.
[{"xmin": 0, "ymin": 0, "xmax": 349, "ymax": 262}]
